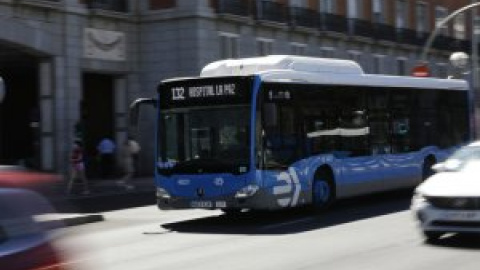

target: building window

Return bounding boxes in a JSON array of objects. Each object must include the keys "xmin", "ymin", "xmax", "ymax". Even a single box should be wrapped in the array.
[
  {"xmin": 150, "ymin": 0, "xmax": 175, "ymax": 10},
  {"xmin": 373, "ymin": 0, "xmax": 385, "ymax": 24},
  {"xmin": 373, "ymin": 55, "xmax": 385, "ymax": 74},
  {"xmin": 289, "ymin": 0, "xmax": 307, "ymax": 7},
  {"xmin": 219, "ymin": 33, "xmax": 239, "ymax": 59},
  {"xmin": 416, "ymin": 2, "xmax": 429, "ymax": 33},
  {"xmin": 320, "ymin": 47, "xmax": 335, "ymax": 58},
  {"xmin": 290, "ymin": 42, "xmax": 307, "ymax": 55},
  {"xmin": 257, "ymin": 38, "xmax": 273, "ymax": 56},
  {"xmin": 347, "ymin": 0, "xmax": 364, "ymax": 19},
  {"xmin": 396, "ymin": 58, "xmax": 407, "ymax": 76},
  {"xmin": 319, "ymin": 0, "xmax": 335, "ymax": 14},
  {"xmin": 454, "ymin": 13, "xmax": 466, "ymax": 40},
  {"xmin": 435, "ymin": 6, "xmax": 449, "ymax": 36},
  {"xmin": 348, "ymin": 50, "xmax": 363, "ymax": 67},
  {"xmin": 396, "ymin": 0, "xmax": 408, "ymax": 29},
  {"xmin": 435, "ymin": 63, "xmax": 448, "ymax": 78}
]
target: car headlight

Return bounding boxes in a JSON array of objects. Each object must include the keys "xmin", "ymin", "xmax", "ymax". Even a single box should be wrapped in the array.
[
  {"xmin": 412, "ymin": 191, "xmax": 428, "ymax": 208},
  {"xmin": 235, "ymin": 185, "xmax": 259, "ymax": 199},
  {"xmin": 156, "ymin": 187, "xmax": 171, "ymax": 199}
]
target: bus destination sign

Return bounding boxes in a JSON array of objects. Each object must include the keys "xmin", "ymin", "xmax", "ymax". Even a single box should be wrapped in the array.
[
  {"xmin": 171, "ymin": 83, "xmax": 237, "ymax": 101},
  {"xmin": 160, "ymin": 77, "xmax": 251, "ymax": 108}
]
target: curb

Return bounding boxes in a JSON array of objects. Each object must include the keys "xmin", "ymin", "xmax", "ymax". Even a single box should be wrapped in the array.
[
  {"xmin": 62, "ymin": 214, "xmax": 104, "ymax": 227},
  {"xmin": 36, "ymin": 214, "xmax": 105, "ymax": 228}
]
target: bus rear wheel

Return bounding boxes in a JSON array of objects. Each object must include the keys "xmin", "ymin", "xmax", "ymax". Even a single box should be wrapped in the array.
[{"xmin": 312, "ymin": 178, "xmax": 334, "ymax": 211}]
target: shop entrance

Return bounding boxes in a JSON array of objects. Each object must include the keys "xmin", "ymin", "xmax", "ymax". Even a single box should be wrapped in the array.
[{"xmin": 81, "ymin": 73, "xmax": 115, "ymax": 178}]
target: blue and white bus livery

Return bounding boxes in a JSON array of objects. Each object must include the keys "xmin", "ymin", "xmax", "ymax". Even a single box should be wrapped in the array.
[{"xmin": 131, "ymin": 55, "xmax": 471, "ymax": 213}]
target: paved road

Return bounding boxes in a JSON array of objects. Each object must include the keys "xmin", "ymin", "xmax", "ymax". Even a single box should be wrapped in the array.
[{"xmin": 54, "ymin": 191, "xmax": 480, "ymax": 270}]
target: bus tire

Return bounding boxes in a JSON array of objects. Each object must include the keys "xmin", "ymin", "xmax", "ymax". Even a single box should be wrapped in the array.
[
  {"xmin": 221, "ymin": 208, "xmax": 242, "ymax": 216},
  {"xmin": 422, "ymin": 156, "xmax": 436, "ymax": 181},
  {"xmin": 311, "ymin": 169, "xmax": 335, "ymax": 211}
]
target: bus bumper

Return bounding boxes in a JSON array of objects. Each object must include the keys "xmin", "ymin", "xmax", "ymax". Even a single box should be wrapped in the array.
[{"xmin": 156, "ymin": 188, "xmax": 277, "ymax": 211}]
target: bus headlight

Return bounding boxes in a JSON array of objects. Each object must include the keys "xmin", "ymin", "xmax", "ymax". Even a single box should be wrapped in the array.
[
  {"xmin": 235, "ymin": 185, "xmax": 259, "ymax": 199},
  {"xmin": 156, "ymin": 187, "xmax": 171, "ymax": 199}
]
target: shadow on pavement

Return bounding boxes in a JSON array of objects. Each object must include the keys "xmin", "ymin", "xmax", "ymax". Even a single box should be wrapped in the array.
[
  {"xmin": 161, "ymin": 189, "xmax": 413, "ymax": 235},
  {"xmin": 425, "ymin": 233, "xmax": 480, "ymax": 250}
]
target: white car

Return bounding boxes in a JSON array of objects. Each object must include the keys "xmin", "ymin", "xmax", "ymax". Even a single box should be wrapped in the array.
[{"xmin": 411, "ymin": 141, "xmax": 480, "ymax": 242}]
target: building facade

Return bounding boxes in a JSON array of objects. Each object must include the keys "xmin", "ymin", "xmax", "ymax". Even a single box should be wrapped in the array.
[{"xmin": 0, "ymin": 0, "xmax": 477, "ymax": 176}]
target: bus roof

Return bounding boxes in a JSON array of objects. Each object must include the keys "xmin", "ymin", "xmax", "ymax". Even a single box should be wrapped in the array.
[{"xmin": 199, "ymin": 55, "xmax": 469, "ymax": 91}]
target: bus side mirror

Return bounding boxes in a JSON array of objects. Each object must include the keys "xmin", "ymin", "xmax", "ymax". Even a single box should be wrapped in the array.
[
  {"xmin": 129, "ymin": 98, "xmax": 157, "ymax": 126},
  {"xmin": 0, "ymin": 76, "xmax": 5, "ymax": 103}
]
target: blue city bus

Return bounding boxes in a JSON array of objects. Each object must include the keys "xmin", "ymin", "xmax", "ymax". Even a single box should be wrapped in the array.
[{"xmin": 131, "ymin": 55, "xmax": 472, "ymax": 213}]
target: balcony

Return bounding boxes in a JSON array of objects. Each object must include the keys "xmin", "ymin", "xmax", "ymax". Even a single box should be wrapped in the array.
[
  {"xmin": 348, "ymin": 18, "xmax": 374, "ymax": 39},
  {"xmin": 87, "ymin": 0, "xmax": 128, "ymax": 13},
  {"xmin": 320, "ymin": 13, "xmax": 348, "ymax": 34},
  {"xmin": 289, "ymin": 7, "xmax": 318, "ymax": 29},
  {"xmin": 433, "ymin": 35, "xmax": 470, "ymax": 52},
  {"xmin": 216, "ymin": 0, "xmax": 250, "ymax": 17},
  {"xmin": 396, "ymin": 28, "xmax": 416, "ymax": 45},
  {"xmin": 256, "ymin": 0, "xmax": 286, "ymax": 24},
  {"xmin": 373, "ymin": 23, "xmax": 396, "ymax": 42}
]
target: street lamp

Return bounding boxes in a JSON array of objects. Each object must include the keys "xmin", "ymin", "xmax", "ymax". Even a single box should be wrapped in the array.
[
  {"xmin": 418, "ymin": 2, "xmax": 480, "ymax": 138},
  {"xmin": 449, "ymin": 51, "xmax": 470, "ymax": 78},
  {"xmin": 0, "ymin": 76, "xmax": 4, "ymax": 103},
  {"xmin": 420, "ymin": 2, "xmax": 480, "ymax": 63}
]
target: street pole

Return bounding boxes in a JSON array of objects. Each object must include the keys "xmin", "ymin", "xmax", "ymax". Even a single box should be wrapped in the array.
[
  {"xmin": 419, "ymin": 2, "xmax": 480, "ymax": 139},
  {"xmin": 472, "ymin": 0, "xmax": 479, "ymax": 139},
  {"xmin": 420, "ymin": 2, "xmax": 480, "ymax": 63}
]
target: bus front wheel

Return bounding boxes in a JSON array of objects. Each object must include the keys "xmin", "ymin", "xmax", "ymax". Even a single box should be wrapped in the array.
[
  {"xmin": 221, "ymin": 208, "xmax": 242, "ymax": 216},
  {"xmin": 312, "ymin": 178, "xmax": 334, "ymax": 211},
  {"xmin": 422, "ymin": 157, "xmax": 436, "ymax": 181}
]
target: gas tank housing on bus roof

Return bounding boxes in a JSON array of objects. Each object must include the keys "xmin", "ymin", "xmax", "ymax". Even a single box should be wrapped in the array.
[{"xmin": 200, "ymin": 55, "xmax": 364, "ymax": 77}]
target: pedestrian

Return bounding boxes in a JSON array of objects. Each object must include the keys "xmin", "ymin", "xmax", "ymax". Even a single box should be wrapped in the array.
[
  {"xmin": 97, "ymin": 137, "xmax": 116, "ymax": 179},
  {"xmin": 116, "ymin": 138, "xmax": 136, "ymax": 190},
  {"xmin": 66, "ymin": 139, "xmax": 90, "ymax": 195},
  {"xmin": 127, "ymin": 136, "xmax": 141, "ymax": 176}
]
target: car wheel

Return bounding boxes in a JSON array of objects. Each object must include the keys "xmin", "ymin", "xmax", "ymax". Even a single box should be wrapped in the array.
[
  {"xmin": 312, "ymin": 177, "xmax": 334, "ymax": 211},
  {"xmin": 423, "ymin": 231, "xmax": 443, "ymax": 242}
]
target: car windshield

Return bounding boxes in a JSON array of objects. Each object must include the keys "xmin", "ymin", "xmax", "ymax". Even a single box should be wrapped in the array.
[
  {"xmin": 158, "ymin": 106, "xmax": 250, "ymax": 175},
  {"xmin": 443, "ymin": 145, "xmax": 480, "ymax": 171}
]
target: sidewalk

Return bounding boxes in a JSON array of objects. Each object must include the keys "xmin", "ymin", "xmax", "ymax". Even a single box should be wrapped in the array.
[
  {"xmin": 59, "ymin": 176, "xmax": 155, "ymax": 200},
  {"xmin": 38, "ymin": 176, "xmax": 156, "ymax": 228}
]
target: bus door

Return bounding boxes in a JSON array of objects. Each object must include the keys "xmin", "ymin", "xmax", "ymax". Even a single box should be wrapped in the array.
[{"xmin": 336, "ymin": 108, "xmax": 385, "ymax": 196}]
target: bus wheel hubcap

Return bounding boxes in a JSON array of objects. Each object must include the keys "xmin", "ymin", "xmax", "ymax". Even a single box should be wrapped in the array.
[{"xmin": 314, "ymin": 180, "xmax": 330, "ymax": 205}]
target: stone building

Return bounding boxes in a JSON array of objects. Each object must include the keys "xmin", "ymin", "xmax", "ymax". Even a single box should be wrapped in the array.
[{"xmin": 0, "ymin": 0, "xmax": 476, "ymax": 177}]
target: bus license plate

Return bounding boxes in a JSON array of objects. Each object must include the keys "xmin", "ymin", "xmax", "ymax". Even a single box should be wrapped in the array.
[
  {"xmin": 191, "ymin": 201, "xmax": 213, "ymax": 208},
  {"xmin": 190, "ymin": 201, "xmax": 227, "ymax": 208}
]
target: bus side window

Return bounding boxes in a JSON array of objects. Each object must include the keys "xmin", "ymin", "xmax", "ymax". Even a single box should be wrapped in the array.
[{"xmin": 262, "ymin": 103, "xmax": 299, "ymax": 167}]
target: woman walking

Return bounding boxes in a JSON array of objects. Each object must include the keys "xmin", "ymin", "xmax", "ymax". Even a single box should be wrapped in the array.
[
  {"xmin": 116, "ymin": 138, "xmax": 136, "ymax": 190},
  {"xmin": 66, "ymin": 139, "xmax": 90, "ymax": 195}
]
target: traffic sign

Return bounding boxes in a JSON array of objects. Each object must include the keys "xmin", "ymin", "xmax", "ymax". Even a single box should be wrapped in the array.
[{"xmin": 411, "ymin": 64, "xmax": 430, "ymax": 77}]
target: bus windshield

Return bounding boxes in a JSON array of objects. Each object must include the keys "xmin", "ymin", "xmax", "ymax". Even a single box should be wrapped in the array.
[{"xmin": 158, "ymin": 106, "xmax": 250, "ymax": 175}]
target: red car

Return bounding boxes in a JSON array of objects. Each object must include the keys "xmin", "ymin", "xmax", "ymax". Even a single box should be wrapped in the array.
[{"xmin": 0, "ymin": 166, "xmax": 69, "ymax": 270}]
